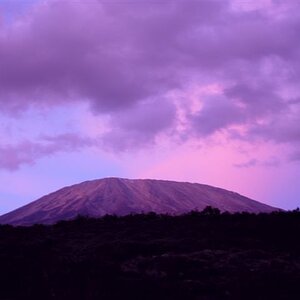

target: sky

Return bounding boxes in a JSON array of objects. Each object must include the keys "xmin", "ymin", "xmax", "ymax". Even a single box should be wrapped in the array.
[{"xmin": 0, "ymin": 0, "xmax": 300, "ymax": 214}]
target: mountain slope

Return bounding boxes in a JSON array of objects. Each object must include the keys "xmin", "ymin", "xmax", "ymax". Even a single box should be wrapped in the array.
[{"xmin": 0, "ymin": 177, "xmax": 280, "ymax": 225}]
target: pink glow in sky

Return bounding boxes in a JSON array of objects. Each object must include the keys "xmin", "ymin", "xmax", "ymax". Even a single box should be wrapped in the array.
[{"xmin": 0, "ymin": 0, "xmax": 300, "ymax": 214}]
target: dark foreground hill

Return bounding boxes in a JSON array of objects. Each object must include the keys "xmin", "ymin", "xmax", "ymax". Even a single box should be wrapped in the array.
[
  {"xmin": 0, "ymin": 208, "xmax": 300, "ymax": 300},
  {"xmin": 0, "ymin": 177, "xmax": 279, "ymax": 225}
]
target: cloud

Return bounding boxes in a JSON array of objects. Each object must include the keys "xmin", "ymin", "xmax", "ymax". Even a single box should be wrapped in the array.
[
  {"xmin": 0, "ymin": 133, "xmax": 91, "ymax": 170},
  {"xmin": 0, "ymin": 0, "xmax": 300, "ymax": 163},
  {"xmin": 0, "ymin": 0, "xmax": 288, "ymax": 113},
  {"xmin": 191, "ymin": 94, "xmax": 244, "ymax": 136},
  {"xmin": 234, "ymin": 157, "xmax": 280, "ymax": 168},
  {"xmin": 248, "ymin": 101, "xmax": 300, "ymax": 144},
  {"xmin": 101, "ymin": 98, "xmax": 176, "ymax": 151},
  {"xmin": 234, "ymin": 159, "xmax": 258, "ymax": 168},
  {"xmin": 290, "ymin": 152, "xmax": 300, "ymax": 162}
]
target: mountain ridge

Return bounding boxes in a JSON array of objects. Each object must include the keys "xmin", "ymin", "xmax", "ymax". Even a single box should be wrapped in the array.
[{"xmin": 0, "ymin": 177, "xmax": 280, "ymax": 225}]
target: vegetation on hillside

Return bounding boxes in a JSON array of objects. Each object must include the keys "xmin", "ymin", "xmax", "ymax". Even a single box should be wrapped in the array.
[{"xmin": 0, "ymin": 207, "xmax": 300, "ymax": 299}]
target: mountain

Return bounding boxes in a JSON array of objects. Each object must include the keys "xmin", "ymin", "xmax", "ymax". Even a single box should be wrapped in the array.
[{"xmin": 0, "ymin": 177, "xmax": 280, "ymax": 225}]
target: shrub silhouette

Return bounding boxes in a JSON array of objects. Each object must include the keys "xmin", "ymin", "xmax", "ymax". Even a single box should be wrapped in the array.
[
  {"xmin": 200, "ymin": 205, "xmax": 221, "ymax": 216},
  {"xmin": 0, "ymin": 207, "xmax": 300, "ymax": 300}
]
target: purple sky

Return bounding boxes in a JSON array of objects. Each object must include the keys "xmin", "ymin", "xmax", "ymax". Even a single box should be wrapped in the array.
[{"xmin": 0, "ymin": 0, "xmax": 300, "ymax": 214}]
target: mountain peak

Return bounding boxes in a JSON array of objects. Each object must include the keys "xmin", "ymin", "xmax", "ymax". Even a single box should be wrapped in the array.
[{"xmin": 0, "ymin": 177, "xmax": 280, "ymax": 225}]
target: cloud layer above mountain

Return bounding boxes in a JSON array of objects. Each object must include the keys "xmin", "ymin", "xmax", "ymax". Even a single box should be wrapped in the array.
[{"xmin": 0, "ymin": 0, "xmax": 300, "ymax": 169}]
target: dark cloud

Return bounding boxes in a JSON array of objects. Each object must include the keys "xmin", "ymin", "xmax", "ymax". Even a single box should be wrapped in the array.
[
  {"xmin": 0, "ymin": 0, "xmax": 300, "ymax": 159},
  {"xmin": 225, "ymin": 83, "xmax": 285, "ymax": 116},
  {"xmin": 191, "ymin": 95, "xmax": 244, "ymax": 136},
  {"xmin": 102, "ymin": 99, "xmax": 176, "ymax": 151}
]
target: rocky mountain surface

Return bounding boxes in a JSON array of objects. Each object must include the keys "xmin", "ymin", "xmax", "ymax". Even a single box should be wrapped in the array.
[{"xmin": 0, "ymin": 177, "xmax": 279, "ymax": 225}]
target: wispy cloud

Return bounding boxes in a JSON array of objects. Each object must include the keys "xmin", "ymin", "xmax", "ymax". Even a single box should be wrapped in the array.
[{"xmin": 0, "ymin": 133, "xmax": 92, "ymax": 170}]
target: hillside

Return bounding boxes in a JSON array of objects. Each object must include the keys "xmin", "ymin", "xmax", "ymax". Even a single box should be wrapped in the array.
[{"xmin": 0, "ymin": 178, "xmax": 279, "ymax": 225}]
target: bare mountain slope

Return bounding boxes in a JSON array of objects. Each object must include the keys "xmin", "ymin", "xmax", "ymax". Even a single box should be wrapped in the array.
[{"xmin": 0, "ymin": 178, "xmax": 280, "ymax": 225}]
